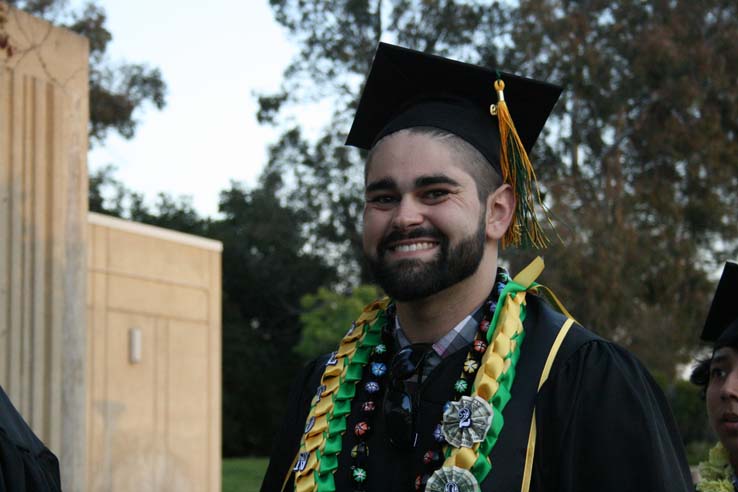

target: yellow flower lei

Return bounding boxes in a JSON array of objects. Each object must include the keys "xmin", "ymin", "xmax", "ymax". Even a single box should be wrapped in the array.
[{"xmin": 697, "ymin": 443, "xmax": 736, "ymax": 492}]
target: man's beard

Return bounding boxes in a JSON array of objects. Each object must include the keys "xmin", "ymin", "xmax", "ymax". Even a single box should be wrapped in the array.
[{"xmin": 365, "ymin": 214, "xmax": 486, "ymax": 302}]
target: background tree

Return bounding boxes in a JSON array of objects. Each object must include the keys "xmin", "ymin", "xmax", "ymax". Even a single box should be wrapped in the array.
[
  {"xmin": 489, "ymin": 0, "xmax": 738, "ymax": 378},
  {"xmin": 88, "ymin": 164, "xmax": 129, "ymax": 217},
  {"xmin": 295, "ymin": 284, "xmax": 380, "ymax": 359},
  {"xmin": 214, "ymin": 176, "xmax": 337, "ymax": 455},
  {"xmin": 666, "ymin": 378, "xmax": 713, "ymax": 463}
]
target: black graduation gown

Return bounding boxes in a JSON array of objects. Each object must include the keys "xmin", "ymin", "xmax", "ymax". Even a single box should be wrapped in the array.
[
  {"xmin": 262, "ymin": 295, "xmax": 693, "ymax": 492},
  {"xmin": 0, "ymin": 386, "xmax": 61, "ymax": 492}
]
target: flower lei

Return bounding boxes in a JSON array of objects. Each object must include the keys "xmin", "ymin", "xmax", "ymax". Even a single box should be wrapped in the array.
[
  {"xmin": 697, "ymin": 443, "xmax": 736, "ymax": 492},
  {"xmin": 292, "ymin": 260, "xmax": 543, "ymax": 492}
]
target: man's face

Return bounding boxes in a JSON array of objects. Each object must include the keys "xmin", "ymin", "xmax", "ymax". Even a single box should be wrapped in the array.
[
  {"xmin": 362, "ymin": 131, "xmax": 488, "ymax": 302},
  {"xmin": 706, "ymin": 346, "xmax": 738, "ymax": 458}
]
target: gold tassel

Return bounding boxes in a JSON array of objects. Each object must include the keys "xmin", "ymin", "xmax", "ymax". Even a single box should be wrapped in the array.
[{"xmin": 490, "ymin": 79, "xmax": 551, "ymax": 249}]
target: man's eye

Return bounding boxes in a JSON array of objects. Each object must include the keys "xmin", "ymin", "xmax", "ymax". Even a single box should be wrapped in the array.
[
  {"xmin": 367, "ymin": 195, "xmax": 397, "ymax": 204},
  {"xmin": 711, "ymin": 367, "xmax": 727, "ymax": 380},
  {"xmin": 424, "ymin": 189, "xmax": 449, "ymax": 200}
]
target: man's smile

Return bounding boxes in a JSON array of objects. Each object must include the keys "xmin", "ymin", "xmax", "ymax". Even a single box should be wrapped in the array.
[{"xmin": 388, "ymin": 240, "xmax": 439, "ymax": 254}]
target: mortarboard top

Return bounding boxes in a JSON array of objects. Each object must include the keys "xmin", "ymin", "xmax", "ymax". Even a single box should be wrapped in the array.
[
  {"xmin": 345, "ymin": 42, "xmax": 563, "ymax": 175},
  {"xmin": 701, "ymin": 261, "xmax": 738, "ymax": 349}
]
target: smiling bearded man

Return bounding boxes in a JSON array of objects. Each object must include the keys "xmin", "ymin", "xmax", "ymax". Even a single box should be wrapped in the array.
[
  {"xmin": 261, "ymin": 43, "xmax": 693, "ymax": 492},
  {"xmin": 363, "ymin": 126, "xmax": 498, "ymax": 304}
]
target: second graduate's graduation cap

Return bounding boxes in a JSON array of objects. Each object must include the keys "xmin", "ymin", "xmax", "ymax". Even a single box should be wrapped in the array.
[
  {"xmin": 701, "ymin": 261, "xmax": 738, "ymax": 350},
  {"xmin": 346, "ymin": 42, "xmax": 563, "ymax": 249}
]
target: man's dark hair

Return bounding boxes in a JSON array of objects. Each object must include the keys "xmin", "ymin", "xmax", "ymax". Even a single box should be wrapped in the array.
[{"xmin": 365, "ymin": 127, "xmax": 502, "ymax": 203}]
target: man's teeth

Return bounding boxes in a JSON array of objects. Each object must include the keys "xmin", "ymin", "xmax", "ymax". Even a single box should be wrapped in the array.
[{"xmin": 393, "ymin": 242, "xmax": 435, "ymax": 252}]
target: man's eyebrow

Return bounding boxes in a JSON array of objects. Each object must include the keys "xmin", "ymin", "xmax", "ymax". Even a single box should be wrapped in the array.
[
  {"xmin": 365, "ymin": 177, "xmax": 397, "ymax": 194},
  {"xmin": 415, "ymin": 174, "xmax": 461, "ymax": 188},
  {"xmin": 365, "ymin": 174, "xmax": 461, "ymax": 194}
]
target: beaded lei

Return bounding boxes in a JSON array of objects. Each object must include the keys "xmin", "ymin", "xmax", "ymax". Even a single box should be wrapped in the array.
[{"xmin": 292, "ymin": 267, "xmax": 537, "ymax": 492}]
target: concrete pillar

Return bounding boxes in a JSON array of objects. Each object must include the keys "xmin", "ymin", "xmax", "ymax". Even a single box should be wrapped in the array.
[{"xmin": 0, "ymin": 4, "xmax": 89, "ymax": 490}]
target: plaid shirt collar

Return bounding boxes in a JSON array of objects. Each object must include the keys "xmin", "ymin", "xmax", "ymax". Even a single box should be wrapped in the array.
[{"xmin": 394, "ymin": 303, "xmax": 484, "ymax": 358}]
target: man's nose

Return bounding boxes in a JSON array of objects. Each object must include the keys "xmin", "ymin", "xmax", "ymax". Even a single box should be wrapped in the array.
[{"xmin": 391, "ymin": 197, "xmax": 424, "ymax": 230}]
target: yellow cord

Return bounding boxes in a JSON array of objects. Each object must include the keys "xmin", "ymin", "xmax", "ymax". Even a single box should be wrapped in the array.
[
  {"xmin": 280, "ymin": 453, "xmax": 299, "ymax": 492},
  {"xmin": 521, "ymin": 317, "xmax": 574, "ymax": 491}
]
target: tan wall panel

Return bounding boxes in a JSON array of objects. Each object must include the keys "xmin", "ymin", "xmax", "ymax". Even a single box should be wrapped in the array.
[
  {"xmin": 86, "ymin": 216, "xmax": 222, "ymax": 491},
  {"xmin": 166, "ymin": 319, "xmax": 210, "ymax": 490},
  {"xmin": 153, "ymin": 318, "xmax": 170, "ymax": 490},
  {"xmin": 89, "ymin": 223, "xmax": 109, "ymax": 271},
  {"xmin": 105, "ymin": 227, "xmax": 212, "ymax": 288},
  {"xmin": 107, "ymin": 312, "xmax": 157, "ymax": 489},
  {"xmin": 106, "ymin": 312, "xmax": 157, "ymax": 431},
  {"xmin": 107, "ymin": 275, "xmax": 209, "ymax": 322},
  {"xmin": 207, "ymin": 250, "xmax": 222, "ymax": 492}
]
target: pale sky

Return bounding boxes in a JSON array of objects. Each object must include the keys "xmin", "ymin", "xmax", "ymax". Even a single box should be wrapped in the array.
[{"xmin": 76, "ymin": 0, "xmax": 298, "ymax": 217}]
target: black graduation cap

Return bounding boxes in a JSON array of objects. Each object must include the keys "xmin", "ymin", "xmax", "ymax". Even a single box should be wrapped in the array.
[
  {"xmin": 345, "ymin": 42, "xmax": 562, "ymax": 174},
  {"xmin": 701, "ymin": 261, "xmax": 738, "ymax": 349},
  {"xmin": 345, "ymin": 42, "xmax": 563, "ymax": 249}
]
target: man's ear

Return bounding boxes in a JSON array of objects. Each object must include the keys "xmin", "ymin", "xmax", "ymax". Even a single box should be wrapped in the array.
[{"xmin": 485, "ymin": 184, "xmax": 515, "ymax": 241}]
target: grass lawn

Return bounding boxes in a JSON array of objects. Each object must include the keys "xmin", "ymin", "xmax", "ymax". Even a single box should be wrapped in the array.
[{"xmin": 223, "ymin": 457, "xmax": 268, "ymax": 491}]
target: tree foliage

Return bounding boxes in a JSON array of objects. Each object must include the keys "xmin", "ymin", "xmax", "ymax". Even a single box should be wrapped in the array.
[
  {"xmin": 666, "ymin": 378, "xmax": 712, "ymax": 447},
  {"xmin": 88, "ymin": 164, "xmax": 207, "ymax": 235},
  {"xmin": 260, "ymin": 0, "xmax": 738, "ymax": 381},
  {"xmin": 88, "ymin": 164, "xmax": 129, "ymax": 217},
  {"xmin": 8, "ymin": 0, "xmax": 167, "ymax": 145},
  {"xmin": 296, "ymin": 284, "xmax": 380, "ymax": 359},
  {"xmin": 491, "ymin": 0, "xmax": 738, "ymax": 379},
  {"xmin": 214, "ymin": 178, "xmax": 338, "ymax": 455}
]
